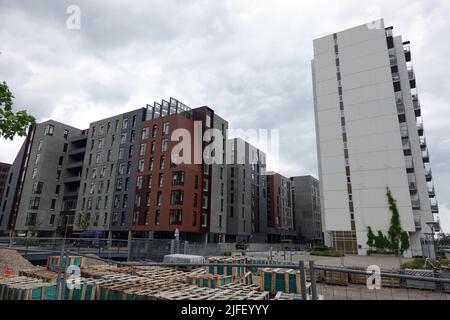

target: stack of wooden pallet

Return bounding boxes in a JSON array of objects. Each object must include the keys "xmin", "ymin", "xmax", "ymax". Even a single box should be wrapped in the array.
[
  {"xmin": 305, "ymin": 268, "xmax": 326, "ymax": 282},
  {"xmin": 155, "ymin": 285, "xmax": 269, "ymax": 300},
  {"xmin": 19, "ymin": 267, "xmax": 58, "ymax": 284},
  {"xmin": 81, "ymin": 265, "xmax": 137, "ymax": 278},
  {"xmin": 134, "ymin": 266, "xmax": 189, "ymax": 281},
  {"xmin": 348, "ymin": 267, "xmax": 368, "ymax": 285},
  {"xmin": 325, "ymin": 270, "xmax": 349, "ymax": 286},
  {"xmin": 206, "ymin": 256, "xmax": 247, "ymax": 280},
  {"xmin": 260, "ymin": 268, "xmax": 311, "ymax": 295},
  {"xmin": 186, "ymin": 269, "xmax": 234, "ymax": 288},
  {"xmin": 46, "ymin": 256, "xmax": 85, "ymax": 272},
  {"xmin": 0, "ymin": 275, "xmax": 57, "ymax": 300}
]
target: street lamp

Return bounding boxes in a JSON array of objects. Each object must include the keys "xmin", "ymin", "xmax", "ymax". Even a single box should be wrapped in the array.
[{"xmin": 426, "ymin": 221, "xmax": 440, "ymax": 261}]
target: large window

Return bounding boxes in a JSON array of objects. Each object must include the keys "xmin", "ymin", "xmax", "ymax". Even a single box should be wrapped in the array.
[
  {"xmin": 161, "ymin": 139, "xmax": 168, "ymax": 152},
  {"xmin": 142, "ymin": 127, "xmax": 149, "ymax": 140},
  {"xmin": 172, "ymin": 171, "xmax": 185, "ymax": 186},
  {"xmin": 44, "ymin": 124, "xmax": 55, "ymax": 136},
  {"xmin": 163, "ymin": 122, "xmax": 170, "ymax": 135},
  {"xmin": 169, "ymin": 209, "xmax": 182, "ymax": 225},
  {"xmin": 170, "ymin": 190, "xmax": 184, "ymax": 205},
  {"xmin": 201, "ymin": 211, "xmax": 207, "ymax": 227}
]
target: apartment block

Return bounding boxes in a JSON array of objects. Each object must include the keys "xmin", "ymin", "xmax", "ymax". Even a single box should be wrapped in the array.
[
  {"xmin": 10, "ymin": 121, "xmax": 84, "ymax": 236},
  {"xmin": 291, "ymin": 175, "xmax": 323, "ymax": 245},
  {"xmin": 226, "ymin": 138, "xmax": 267, "ymax": 243},
  {"xmin": 266, "ymin": 172, "xmax": 295, "ymax": 242},
  {"xmin": 129, "ymin": 98, "xmax": 228, "ymax": 243},
  {"xmin": 312, "ymin": 19, "xmax": 438, "ymax": 256},
  {"xmin": 74, "ymin": 108, "xmax": 146, "ymax": 239},
  {"xmin": 0, "ymin": 162, "xmax": 10, "ymax": 200}
]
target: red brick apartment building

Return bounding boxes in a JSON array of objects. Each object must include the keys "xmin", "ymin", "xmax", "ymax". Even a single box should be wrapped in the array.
[{"xmin": 130, "ymin": 98, "xmax": 228, "ymax": 243}]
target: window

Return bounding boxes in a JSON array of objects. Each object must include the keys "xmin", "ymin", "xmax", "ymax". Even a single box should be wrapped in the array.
[
  {"xmin": 135, "ymin": 193, "xmax": 141, "ymax": 207},
  {"xmin": 35, "ymin": 154, "xmax": 40, "ymax": 165},
  {"xmin": 64, "ymin": 130, "xmax": 69, "ymax": 140},
  {"xmin": 119, "ymin": 148, "xmax": 124, "ymax": 159},
  {"xmin": 32, "ymin": 181, "xmax": 43, "ymax": 194},
  {"xmin": 160, "ymin": 156, "xmax": 165, "ymax": 170},
  {"xmin": 120, "ymin": 133, "xmax": 127, "ymax": 144},
  {"xmin": 220, "ymin": 167, "xmax": 223, "ymax": 179},
  {"xmin": 130, "ymin": 130, "xmax": 136, "ymax": 143},
  {"xmin": 132, "ymin": 211, "xmax": 140, "ymax": 225},
  {"xmin": 122, "ymin": 118, "xmax": 128, "ymax": 130},
  {"xmin": 161, "ymin": 139, "xmax": 168, "ymax": 152},
  {"xmin": 152, "ymin": 125, "xmax": 157, "ymax": 138},
  {"xmin": 203, "ymin": 179, "xmax": 209, "ymax": 192},
  {"xmin": 158, "ymin": 174, "xmax": 163, "ymax": 188},
  {"xmin": 172, "ymin": 171, "xmax": 185, "ymax": 186},
  {"xmin": 25, "ymin": 213, "xmax": 37, "ymax": 226},
  {"xmin": 147, "ymin": 175, "xmax": 152, "ymax": 189},
  {"xmin": 37, "ymin": 140, "xmax": 43, "ymax": 152},
  {"xmin": 151, "ymin": 141, "xmax": 155, "ymax": 153},
  {"xmin": 138, "ymin": 160, "xmax": 145, "ymax": 172},
  {"xmin": 49, "ymin": 214, "xmax": 55, "ymax": 226},
  {"xmin": 170, "ymin": 190, "xmax": 184, "ymax": 205},
  {"xmin": 58, "ymin": 156, "xmax": 64, "ymax": 166},
  {"xmin": 32, "ymin": 168, "xmax": 37, "ymax": 180},
  {"xmin": 96, "ymin": 153, "xmax": 101, "ymax": 164},
  {"xmin": 44, "ymin": 124, "xmax": 55, "ymax": 136},
  {"xmin": 119, "ymin": 163, "xmax": 125, "ymax": 175},
  {"xmin": 111, "ymin": 134, "xmax": 115, "ymax": 146},
  {"xmin": 92, "ymin": 168, "xmax": 97, "ymax": 179},
  {"xmin": 140, "ymin": 143, "xmax": 146, "ymax": 156},
  {"xmin": 163, "ymin": 122, "xmax": 170, "ymax": 135},
  {"xmin": 206, "ymin": 115, "xmax": 211, "ymax": 128},
  {"xmin": 123, "ymin": 194, "xmax": 128, "ymax": 208},
  {"xmin": 193, "ymin": 193, "xmax": 198, "ymax": 207},
  {"xmin": 202, "ymin": 196, "xmax": 208, "ymax": 209},
  {"xmin": 169, "ymin": 209, "xmax": 182, "ymax": 225},
  {"xmin": 98, "ymin": 138, "xmax": 104, "ymax": 149},
  {"xmin": 194, "ymin": 175, "xmax": 198, "ymax": 189},
  {"xmin": 201, "ymin": 212, "xmax": 207, "ymax": 227},
  {"xmin": 155, "ymin": 209, "xmax": 160, "ymax": 225},
  {"xmin": 29, "ymin": 197, "xmax": 40, "ymax": 210},
  {"xmin": 137, "ymin": 176, "xmax": 143, "ymax": 190},
  {"xmin": 132, "ymin": 115, "xmax": 137, "ymax": 128},
  {"xmin": 142, "ymin": 128, "xmax": 149, "ymax": 140},
  {"xmin": 100, "ymin": 166, "xmax": 106, "ymax": 178},
  {"xmin": 63, "ymin": 143, "xmax": 68, "ymax": 153},
  {"xmin": 127, "ymin": 161, "xmax": 132, "ymax": 174},
  {"xmin": 99, "ymin": 125, "xmax": 104, "ymax": 135},
  {"xmin": 146, "ymin": 192, "xmax": 151, "ymax": 207},
  {"xmin": 128, "ymin": 145, "xmax": 134, "ymax": 158},
  {"xmin": 156, "ymin": 192, "xmax": 162, "ymax": 206},
  {"xmin": 116, "ymin": 178, "xmax": 123, "ymax": 191},
  {"xmin": 149, "ymin": 157, "xmax": 154, "ymax": 171},
  {"xmin": 56, "ymin": 170, "xmax": 61, "ymax": 181},
  {"xmin": 55, "ymin": 185, "xmax": 61, "ymax": 195},
  {"xmin": 193, "ymin": 211, "xmax": 197, "ymax": 226}
]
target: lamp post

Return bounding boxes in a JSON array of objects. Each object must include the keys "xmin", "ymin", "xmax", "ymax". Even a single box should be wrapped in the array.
[{"xmin": 426, "ymin": 222, "xmax": 440, "ymax": 261}]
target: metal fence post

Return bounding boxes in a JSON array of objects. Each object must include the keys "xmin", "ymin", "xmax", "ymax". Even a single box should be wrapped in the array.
[
  {"xmin": 309, "ymin": 261, "xmax": 318, "ymax": 300},
  {"xmin": 298, "ymin": 261, "xmax": 307, "ymax": 300}
]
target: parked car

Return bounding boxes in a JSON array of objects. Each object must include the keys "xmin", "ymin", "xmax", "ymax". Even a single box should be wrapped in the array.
[{"xmin": 73, "ymin": 230, "xmax": 107, "ymax": 248}]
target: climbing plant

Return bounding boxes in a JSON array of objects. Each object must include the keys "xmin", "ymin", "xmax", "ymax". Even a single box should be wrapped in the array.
[{"xmin": 366, "ymin": 187, "xmax": 411, "ymax": 254}]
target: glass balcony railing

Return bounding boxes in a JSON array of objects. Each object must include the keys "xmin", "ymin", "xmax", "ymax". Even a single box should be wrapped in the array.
[
  {"xmin": 409, "ymin": 182, "xmax": 417, "ymax": 193},
  {"xmin": 402, "ymin": 138, "xmax": 411, "ymax": 150},
  {"xmin": 420, "ymin": 136, "xmax": 427, "ymax": 150},
  {"xmin": 392, "ymin": 72, "xmax": 400, "ymax": 82},
  {"xmin": 405, "ymin": 159, "xmax": 414, "ymax": 170},
  {"xmin": 427, "ymin": 185, "xmax": 435, "ymax": 197},
  {"xmin": 411, "ymin": 199, "xmax": 421, "ymax": 210},
  {"xmin": 422, "ymin": 150, "xmax": 430, "ymax": 162},
  {"xmin": 386, "ymin": 29, "xmax": 393, "ymax": 37},
  {"xmin": 416, "ymin": 122, "xmax": 424, "ymax": 136},
  {"xmin": 424, "ymin": 167, "xmax": 432, "ymax": 181},
  {"xmin": 414, "ymin": 215, "xmax": 421, "ymax": 231},
  {"xmin": 430, "ymin": 198, "xmax": 439, "ymax": 213},
  {"xmin": 407, "ymin": 66, "xmax": 415, "ymax": 81}
]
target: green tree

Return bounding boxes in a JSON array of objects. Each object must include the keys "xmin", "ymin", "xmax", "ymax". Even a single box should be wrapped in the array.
[
  {"xmin": 76, "ymin": 212, "xmax": 91, "ymax": 231},
  {"xmin": 400, "ymin": 231, "xmax": 410, "ymax": 253},
  {"xmin": 0, "ymin": 81, "xmax": 35, "ymax": 140}
]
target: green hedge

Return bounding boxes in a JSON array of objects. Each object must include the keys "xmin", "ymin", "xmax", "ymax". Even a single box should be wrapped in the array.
[{"xmin": 310, "ymin": 250, "xmax": 344, "ymax": 257}]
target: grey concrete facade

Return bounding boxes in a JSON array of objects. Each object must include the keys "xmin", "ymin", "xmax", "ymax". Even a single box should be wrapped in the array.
[
  {"xmin": 226, "ymin": 138, "xmax": 267, "ymax": 243},
  {"xmin": 291, "ymin": 175, "xmax": 323, "ymax": 244}
]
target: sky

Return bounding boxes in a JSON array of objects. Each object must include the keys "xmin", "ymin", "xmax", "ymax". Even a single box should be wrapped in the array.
[{"xmin": 0, "ymin": 0, "xmax": 449, "ymax": 232}]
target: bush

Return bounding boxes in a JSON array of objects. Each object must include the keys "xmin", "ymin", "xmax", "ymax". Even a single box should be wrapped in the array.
[
  {"xmin": 310, "ymin": 249, "xmax": 344, "ymax": 257},
  {"xmin": 311, "ymin": 245, "xmax": 330, "ymax": 252},
  {"xmin": 222, "ymin": 250, "xmax": 232, "ymax": 257}
]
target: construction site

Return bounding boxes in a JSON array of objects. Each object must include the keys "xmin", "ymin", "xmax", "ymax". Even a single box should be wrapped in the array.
[{"xmin": 1, "ymin": 238, "xmax": 450, "ymax": 301}]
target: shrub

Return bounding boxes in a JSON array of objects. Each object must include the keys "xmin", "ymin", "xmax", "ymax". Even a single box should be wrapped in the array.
[
  {"xmin": 310, "ymin": 249, "xmax": 344, "ymax": 257},
  {"xmin": 222, "ymin": 250, "xmax": 232, "ymax": 257}
]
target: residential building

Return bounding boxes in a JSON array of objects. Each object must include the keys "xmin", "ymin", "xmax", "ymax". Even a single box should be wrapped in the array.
[
  {"xmin": 74, "ymin": 108, "xmax": 146, "ymax": 239},
  {"xmin": 312, "ymin": 19, "xmax": 438, "ymax": 256},
  {"xmin": 266, "ymin": 172, "xmax": 295, "ymax": 242},
  {"xmin": 290, "ymin": 175, "xmax": 323, "ymax": 245},
  {"xmin": 0, "ymin": 162, "xmax": 10, "ymax": 201},
  {"xmin": 226, "ymin": 138, "xmax": 267, "ymax": 243},
  {"xmin": 10, "ymin": 121, "xmax": 84, "ymax": 236},
  {"xmin": 129, "ymin": 98, "xmax": 228, "ymax": 243}
]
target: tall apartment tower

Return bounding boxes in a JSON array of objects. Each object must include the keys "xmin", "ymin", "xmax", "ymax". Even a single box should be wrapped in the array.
[
  {"xmin": 130, "ymin": 98, "xmax": 228, "ymax": 243},
  {"xmin": 266, "ymin": 172, "xmax": 295, "ymax": 243},
  {"xmin": 75, "ymin": 108, "xmax": 146, "ymax": 239},
  {"xmin": 9, "ymin": 121, "xmax": 84, "ymax": 236},
  {"xmin": 291, "ymin": 175, "xmax": 323, "ymax": 245},
  {"xmin": 312, "ymin": 19, "xmax": 439, "ymax": 256},
  {"xmin": 226, "ymin": 138, "xmax": 267, "ymax": 243}
]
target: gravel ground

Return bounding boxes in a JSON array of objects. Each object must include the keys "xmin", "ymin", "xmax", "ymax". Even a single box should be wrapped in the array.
[{"xmin": 0, "ymin": 249, "xmax": 37, "ymax": 275}]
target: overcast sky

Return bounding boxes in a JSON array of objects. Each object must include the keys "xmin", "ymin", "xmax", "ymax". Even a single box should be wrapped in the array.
[{"xmin": 1, "ymin": 0, "xmax": 449, "ymax": 232}]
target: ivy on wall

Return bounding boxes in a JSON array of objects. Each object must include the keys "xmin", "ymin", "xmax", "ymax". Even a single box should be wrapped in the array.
[{"xmin": 366, "ymin": 187, "xmax": 410, "ymax": 254}]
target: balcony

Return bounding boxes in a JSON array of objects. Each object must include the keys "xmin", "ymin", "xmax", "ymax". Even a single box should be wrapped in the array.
[
  {"xmin": 392, "ymin": 72, "xmax": 400, "ymax": 82},
  {"xmin": 405, "ymin": 159, "xmax": 414, "ymax": 173},
  {"xmin": 63, "ymin": 175, "xmax": 81, "ymax": 184},
  {"xmin": 409, "ymin": 182, "xmax": 417, "ymax": 194},
  {"xmin": 416, "ymin": 122, "xmax": 424, "ymax": 136},
  {"xmin": 419, "ymin": 136, "xmax": 427, "ymax": 150},
  {"xmin": 68, "ymin": 147, "xmax": 86, "ymax": 156},
  {"xmin": 414, "ymin": 215, "xmax": 422, "ymax": 231},
  {"xmin": 404, "ymin": 43, "xmax": 411, "ymax": 62},
  {"xmin": 412, "ymin": 95, "xmax": 421, "ymax": 117},
  {"xmin": 63, "ymin": 191, "xmax": 78, "ymax": 197},
  {"xmin": 389, "ymin": 51, "xmax": 398, "ymax": 66},
  {"xmin": 427, "ymin": 185, "xmax": 435, "ymax": 197},
  {"xmin": 430, "ymin": 200, "xmax": 439, "ymax": 213},
  {"xmin": 402, "ymin": 138, "xmax": 411, "ymax": 151},
  {"xmin": 65, "ymin": 161, "xmax": 84, "ymax": 169},
  {"xmin": 422, "ymin": 150, "xmax": 430, "ymax": 163},
  {"xmin": 424, "ymin": 167, "xmax": 432, "ymax": 182},
  {"xmin": 408, "ymin": 66, "xmax": 415, "ymax": 81},
  {"xmin": 411, "ymin": 198, "xmax": 421, "ymax": 210}
]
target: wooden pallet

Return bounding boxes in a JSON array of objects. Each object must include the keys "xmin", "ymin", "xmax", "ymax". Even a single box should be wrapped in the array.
[
  {"xmin": 156, "ymin": 285, "xmax": 269, "ymax": 300},
  {"xmin": 0, "ymin": 276, "xmax": 56, "ymax": 300},
  {"xmin": 81, "ymin": 265, "xmax": 137, "ymax": 278},
  {"xmin": 261, "ymin": 268, "xmax": 311, "ymax": 294},
  {"xmin": 206, "ymin": 256, "xmax": 247, "ymax": 279},
  {"xmin": 20, "ymin": 268, "xmax": 58, "ymax": 284},
  {"xmin": 186, "ymin": 269, "xmax": 234, "ymax": 289},
  {"xmin": 325, "ymin": 271, "xmax": 349, "ymax": 286},
  {"xmin": 47, "ymin": 256, "xmax": 85, "ymax": 272}
]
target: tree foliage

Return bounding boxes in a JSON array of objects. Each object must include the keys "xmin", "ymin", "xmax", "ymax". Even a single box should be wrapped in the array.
[{"xmin": 0, "ymin": 81, "xmax": 36, "ymax": 140}]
